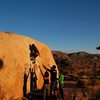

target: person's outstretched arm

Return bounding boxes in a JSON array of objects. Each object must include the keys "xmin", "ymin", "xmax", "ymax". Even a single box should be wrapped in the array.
[{"xmin": 42, "ymin": 64, "xmax": 50, "ymax": 72}]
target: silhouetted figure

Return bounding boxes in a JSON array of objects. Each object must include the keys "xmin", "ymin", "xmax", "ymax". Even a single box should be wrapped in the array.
[
  {"xmin": 39, "ymin": 66, "xmax": 50, "ymax": 100},
  {"xmin": 59, "ymin": 72, "xmax": 65, "ymax": 100},
  {"xmin": 30, "ymin": 68, "xmax": 37, "ymax": 93},
  {"xmin": 30, "ymin": 68, "xmax": 34, "ymax": 93},
  {"xmin": 29, "ymin": 44, "xmax": 40, "ymax": 63},
  {"xmin": 44, "ymin": 71, "xmax": 50, "ymax": 100},
  {"xmin": 43, "ymin": 65, "xmax": 57, "ymax": 97},
  {"xmin": 23, "ymin": 68, "xmax": 29, "ymax": 97},
  {"xmin": 44, "ymin": 71, "xmax": 49, "ymax": 84},
  {"xmin": 33, "ymin": 71, "xmax": 37, "ymax": 91}
]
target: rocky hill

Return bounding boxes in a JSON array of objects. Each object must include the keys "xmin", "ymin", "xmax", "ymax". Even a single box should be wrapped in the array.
[
  {"xmin": 52, "ymin": 50, "xmax": 100, "ymax": 75},
  {"xmin": 0, "ymin": 32, "xmax": 58, "ymax": 99},
  {"xmin": 52, "ymin": 50, "xmax": 100, "ymax": 99}
]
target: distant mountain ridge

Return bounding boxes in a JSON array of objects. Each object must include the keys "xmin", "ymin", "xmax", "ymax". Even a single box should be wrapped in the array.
[{"xmin": 52, "ymin": 50, "xmax": 100, "ymax": 74}]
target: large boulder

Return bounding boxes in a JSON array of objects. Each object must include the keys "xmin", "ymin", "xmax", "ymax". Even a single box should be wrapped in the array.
[{"xmin": 0, "ymin": 32, "xmax": 58, "ymax": 99}]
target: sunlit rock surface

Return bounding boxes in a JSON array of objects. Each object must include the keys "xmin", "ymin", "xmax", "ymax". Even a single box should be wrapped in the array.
[{"xmin": 0, "ymin": 32, "xmax": 58, "ymax": 99}]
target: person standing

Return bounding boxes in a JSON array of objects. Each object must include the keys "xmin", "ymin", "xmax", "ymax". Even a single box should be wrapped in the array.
[
  {"xmin": 43, "ymin": 65, "xmax": 57, "ymax": 96},
  {"xmin": 29, "ymin": 67, "xmax": 37, "ymax": 93},
  {"xmin": 43, "ymin": 71, "xmax": 50, "ymax": 100},
  {"xmin": 38, "ymin": 65, "xmax": 50, "ymax": 100},
  {"xmin": 59, "ymin": 72, "xmax": 65, "ymax": 100}
]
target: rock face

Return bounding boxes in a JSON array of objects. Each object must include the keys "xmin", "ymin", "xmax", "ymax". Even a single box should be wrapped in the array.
[{"xmin": 0, "ymin": 32, "xmax": 58, "ymax": 99}]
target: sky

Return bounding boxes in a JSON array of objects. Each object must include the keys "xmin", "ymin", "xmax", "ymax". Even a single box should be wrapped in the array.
[{"xmin": 0, "ymin": 0, "xmax": 100, "ymax": 54}]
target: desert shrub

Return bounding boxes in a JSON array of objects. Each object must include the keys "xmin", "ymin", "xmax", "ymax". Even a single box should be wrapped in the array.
[
  {"xmin": 76, "ymin": 79, "xmax": 84, "ymax": 88},
  {"xmin": 76, "ymin": 79, "xmax": 90, "ymax": 88}
]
